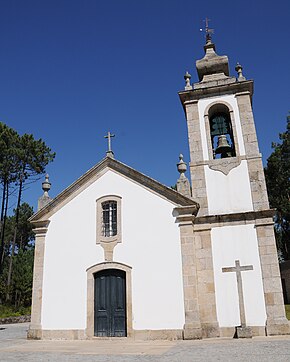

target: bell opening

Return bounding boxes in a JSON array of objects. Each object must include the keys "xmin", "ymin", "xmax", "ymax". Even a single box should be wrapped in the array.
[{"xmin": 209, "ymin": 108, "xmax": 236, "ymax": 159}]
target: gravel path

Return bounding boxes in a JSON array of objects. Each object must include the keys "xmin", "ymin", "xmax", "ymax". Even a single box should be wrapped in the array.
[{"xmin": 1, "ymin": 323, "xmax": 290, "ymax": 361}]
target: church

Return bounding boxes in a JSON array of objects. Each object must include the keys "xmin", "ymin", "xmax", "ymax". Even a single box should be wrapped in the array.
[{"xmin": 28, "ymin": 32, "xmax": 290, "ymax": 340}]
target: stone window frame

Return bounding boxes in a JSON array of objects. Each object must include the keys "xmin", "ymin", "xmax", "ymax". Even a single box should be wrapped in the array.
[
  {"xmin": 86, "ymin": 261, "xmax": 133, "ymax": 339},
  {"xmin": 96, "ymin": 195, "xmax": 122, "ymax": 244},
  {"xmin": 204, "ymin": 101, "xmax": 240, "ymax": 161}
]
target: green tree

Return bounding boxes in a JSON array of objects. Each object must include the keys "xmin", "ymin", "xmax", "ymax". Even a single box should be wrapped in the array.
[
  {"xmin": 0, "ymin": 203, "xmax": 34, "ymax": 308},
  {"xmin": 0, "ymin": 123, "xmax": 19, "ymax": 272},
  {"xmin": 0, "ymin": 122, "xmax": 55, "ymax": 303},
  {"xmin": 12, "ymin": 248, "xmax": 34, "ymax": 308},
  {"xmin": 265, "ymin": 114, "xmax": 290, "ymax": 261},
  {"xmin": 6, "ymin": 134, "xmax": 55, "ymax": 299}
]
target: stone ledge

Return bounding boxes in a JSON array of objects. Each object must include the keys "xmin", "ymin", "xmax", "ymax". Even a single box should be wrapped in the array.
[
  {"xmin": 28, "ymin": 328, "xmax": 86, "ymax": 340},
  {"xmin": 133, "ymin": 329, "xmax": 183, "ymax": 341},
  {"xmin": 179, "ymin": 80, "xmax": 253, "ymax": 110},
  {"xmin": 0, "ymin": 315, "xmax": 30, "ymax": 325},
  {"xmin": 194, "ymin": 209, "xmax": 275, "ymax": 229},
  {"xmin": 27, "ymin": 328, "xmax": 183, "ymax": 341}
]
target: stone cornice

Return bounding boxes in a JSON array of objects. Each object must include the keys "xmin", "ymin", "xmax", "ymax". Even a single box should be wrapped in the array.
[
  {"xmin": 193, "ymin": 209, "xmax": 275, "ymax": 230},
  {"xmin": 30, "ymin": 157, "xmax": 199, "ymax": 222},
  {"xmin": 178, "ymin": 80, "xmax": 253, "ymax": 112},
  {"xmin": 173, "ymin": 205, "xmax": 199, "ymax": 224},
  {"xmin": 32, "ymin": 220, "xmax": 50, "ymax": 235},
  {"xmin": 189, "ymin": 154, "xmax": 263, "ymax": 175}
]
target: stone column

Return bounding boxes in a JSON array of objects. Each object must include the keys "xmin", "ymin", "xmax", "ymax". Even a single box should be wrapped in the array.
[
  {"xmin": 256, "ymin": 219, "xmax": 290, "ymax": 335},
  {"xmin": 27, "ymin": 220, "xmax": 50, "ymax": 339},
  {"xmin": 174, "ymin": 206, "xmax": 202, "ymax": 339},
  {"xmin": 235, "ymin": 91, "xmax": 269, "ymax": 211},
  {"xmin": 185, "ymin": 100, "xmax": 208, "ymax": 216},
  {"xmin": 194, "ymin": 227, "xmax": 220, "ymax": 338}
]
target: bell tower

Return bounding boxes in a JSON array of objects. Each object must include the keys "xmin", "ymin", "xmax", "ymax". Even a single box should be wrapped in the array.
[
  {"xmin": 180, "ymin": 35, "xmax": 266, "ymax": 216},
  {"xmin": 178, "ymin": 31, "xmax": 290, "ymax": 338}
]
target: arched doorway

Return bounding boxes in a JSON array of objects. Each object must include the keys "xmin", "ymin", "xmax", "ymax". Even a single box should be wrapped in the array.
[
  {"xmin": 86, "ymin": 262, "xmax": 132, "ymax": 339},
  {"xmin": 94, "ymin": 269, "xmax": 126, "ymax": 337}
]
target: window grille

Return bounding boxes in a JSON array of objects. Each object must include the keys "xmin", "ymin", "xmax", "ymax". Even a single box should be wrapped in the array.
[{"xmin": 102, "ymin": 201, "xmax": 117, "ymax": 237}]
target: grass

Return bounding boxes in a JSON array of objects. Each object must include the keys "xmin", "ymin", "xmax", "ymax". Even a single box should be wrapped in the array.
[
  {"xmin": 0, "ymin": 305, "xmax": 31, "ymax": 319},
  {"xmin": 285, "ymin": 305, "xmax": 290, "ymax": 320}
]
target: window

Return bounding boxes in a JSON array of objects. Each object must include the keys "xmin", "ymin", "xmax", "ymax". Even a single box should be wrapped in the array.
[
  {"xmin": 96, "ymin": 195, "xmax": 122, "ymax": 245},
  {"xmin": 102, "ymin": 201, "xmax": 117, "ymax": 237}
]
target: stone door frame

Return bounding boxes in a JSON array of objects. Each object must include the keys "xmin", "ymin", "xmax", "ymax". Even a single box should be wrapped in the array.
[{"xmin": 86, "ymin": 261, "xmax": 133, "ymax": 338}]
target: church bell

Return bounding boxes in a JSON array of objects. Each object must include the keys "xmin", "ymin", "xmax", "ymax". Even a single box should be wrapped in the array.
[{"xmin": 215, "ymin": 134, "xmax": 232, "ymax": 158}]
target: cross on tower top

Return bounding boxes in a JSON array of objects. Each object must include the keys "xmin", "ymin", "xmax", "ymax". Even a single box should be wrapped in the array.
[
  {"xmin": 200, "ymin": 17, "xmax": 214, "ymax": 43},
  {"xmin": 104, "ymin": 131, "xmax": 115, "ymax": 158}
]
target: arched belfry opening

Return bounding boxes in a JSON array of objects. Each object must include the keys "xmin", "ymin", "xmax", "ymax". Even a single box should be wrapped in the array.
[{"xmin": 208, "ymin": 104, "xmax": 236, "ymax": 159}]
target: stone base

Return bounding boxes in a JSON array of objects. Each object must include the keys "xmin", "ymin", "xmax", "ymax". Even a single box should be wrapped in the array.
[
  {"xmin": 201, "ymin": 323, "xmax": 220, "ymax": 338},
  {"xmin": 27, "ymin": 328, "xmax": 86, "ymax": 340},
  {"xmin": 27, "ymin": 328, "xmax": 42, "ymax": 340},
  {"xmin": 27, "ymin": 327, "xmax": 183, "ymax": 341},
  {"xmin": 133, "ymin": 329, "xmax": 183, "ymax": 340},
  {"xmin": 235, "ymin": 326, "xmax": 252, "ymax": 339},
  {"xmin": 183, "ymin": 327, "xmax": 202, "ymax": 340},
  {"xmin": 266, "ymin": 318, "xmax": 290, "ymax": 336},
  {"xmin": 220, "ymin": 326, "xmax": 266, "ymax": 338}
]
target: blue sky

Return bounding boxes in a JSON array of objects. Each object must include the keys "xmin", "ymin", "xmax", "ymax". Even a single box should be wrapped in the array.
[{"xmin": 0, "ymin": 0, "xmax": 289, "ymax": 212}]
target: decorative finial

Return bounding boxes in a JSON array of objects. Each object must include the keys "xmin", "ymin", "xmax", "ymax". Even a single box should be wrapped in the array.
[
  {"xmin": 42, "ymin": 174, "xmax": 51, "ymax": 196},
  {"xmin": 235, "ymin": 62, "xmax": 246, "ymax": 81},
  {"xmin": 176, "ymin": 154, "xmax": 191, "ymax": 197},
  {"xmin": 104, "ymin": 131, "xmax": 115, "ymax": 158},
  {"xmin": 200, "ymin": 18, "xmax": 214, "ymax": 44},
  {"xmin": 177, "ymin": 154, "xmax": 187, "ymax": 178},
  {"xmin": 38, "ymin": 173, "xmax": 52, "ymax": 210},
  {"xmin": 184, "ymin": 71, "xmax": 192, "ymax": 90}
]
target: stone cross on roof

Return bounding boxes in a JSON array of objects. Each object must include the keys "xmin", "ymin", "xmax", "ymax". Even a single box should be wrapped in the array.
[{"xmin": 104, "ymin": 131, "xmax": 115, "ymax": 158}]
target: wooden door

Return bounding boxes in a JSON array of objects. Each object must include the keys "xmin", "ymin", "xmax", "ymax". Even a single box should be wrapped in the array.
[{"xmin": 94, "ymin": 269, "xmax": 126, "ymax": 337}]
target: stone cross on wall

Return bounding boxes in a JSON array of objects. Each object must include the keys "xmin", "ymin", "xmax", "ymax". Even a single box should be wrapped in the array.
[{"xmin": 222, "ymin": 260, "xmax": 253, "ymax": 331}]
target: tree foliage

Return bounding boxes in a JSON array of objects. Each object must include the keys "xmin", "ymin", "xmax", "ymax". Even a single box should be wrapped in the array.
[
  {"xmin": 0, "ymin": 121, "xmax": 55, "ymax": 306},
  {"xmin": 0, "ymin": 203, "xmax": 34, "ymax": 308},
  {"xmin": 265, "ymin": 114, "xmax": 290, "ymax": 261}
]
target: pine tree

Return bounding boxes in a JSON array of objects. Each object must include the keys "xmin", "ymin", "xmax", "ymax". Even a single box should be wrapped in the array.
[{"xmin": 265, "ymin": 114, "xmax": 290, "ymax": 261}]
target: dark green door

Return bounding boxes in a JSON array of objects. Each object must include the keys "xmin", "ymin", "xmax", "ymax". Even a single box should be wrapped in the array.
[{"xmin": 94, "ymin": 269, "xmax": 126, "ymax": 337}]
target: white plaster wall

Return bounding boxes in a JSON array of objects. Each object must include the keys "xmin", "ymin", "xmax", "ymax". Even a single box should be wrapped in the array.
[
  {"xmin": 197, "ymin": 95, "xmax": 246, "ymax": 160},
  {"xmin": 41, "ymin": 169, "xmax": 185, "ymax": 330},
  {"xmin": 205, "ymin": 160, "xmax": 253, "ymax": 214},
  {"xmin": 211, "ymin": 224, "xmax": 266, "ymax": 327}
]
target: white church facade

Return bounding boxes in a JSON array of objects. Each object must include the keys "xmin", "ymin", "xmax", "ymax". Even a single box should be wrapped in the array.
[{"xmin": 28, "ymin": 35, "xmax": 290, "ymax": 340}]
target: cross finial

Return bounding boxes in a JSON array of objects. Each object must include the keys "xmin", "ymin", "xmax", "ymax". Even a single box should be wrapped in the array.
[
  {"xmin": 104, "ymin": 131, "xmax": 115, "ymax": 158},
  {"xmin": 200, "ymin": 17, "xmax": 214, "ymax": 43}
]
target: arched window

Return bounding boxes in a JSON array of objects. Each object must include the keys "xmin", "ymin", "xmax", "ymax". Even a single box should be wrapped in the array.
[
  {"xmin": 96, "ymin": 195, "xmax": 122, "ymax": 244},
  {"xmin": 209, "ymin": 105, "xmax": 236, "ymax": 159}
]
